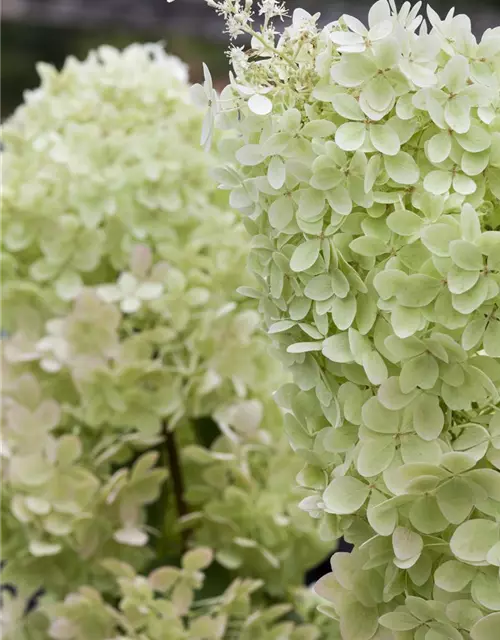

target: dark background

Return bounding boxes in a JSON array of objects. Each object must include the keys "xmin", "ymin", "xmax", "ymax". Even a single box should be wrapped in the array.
[{"xmin": 3, "ymin": 0, "xmax": 500, "ymax": 118}]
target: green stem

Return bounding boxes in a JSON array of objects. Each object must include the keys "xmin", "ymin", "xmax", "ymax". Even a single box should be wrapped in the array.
[
  {"xmin": 162, "ymin": 420, "xmax": 190, "ymax": 551},
  {"xmin": 243, "ymin": 26, "xmax": 297, "ymax": 67}
]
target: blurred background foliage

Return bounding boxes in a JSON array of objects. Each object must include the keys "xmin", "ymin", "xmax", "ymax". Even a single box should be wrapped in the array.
[
  {"xmin": 1, "ymin": 22, "xmax": 227, "ymax": 118},
  {"xmin": 3, "ymin": 0, "xmax": 500, "ymax": 118}
]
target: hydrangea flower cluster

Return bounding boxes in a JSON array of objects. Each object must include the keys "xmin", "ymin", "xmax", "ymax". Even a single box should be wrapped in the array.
[
  {"xmin": 183, "ymin": 399, "xmax": 325, "ymax": 594},
  {"xmin": 200, "ymin": 1, "xmax": 500, "ymax": 638},
  {"xmin": 1, "ymin": 43, "xmax": 329, "ymax": 636},
  {"xmin": 44, "ymin": 549, "xmax": 322, "ymax": 640},
  {"xmin": 2, "ymin": 549, "xmax": 327, "ymax": 640}
]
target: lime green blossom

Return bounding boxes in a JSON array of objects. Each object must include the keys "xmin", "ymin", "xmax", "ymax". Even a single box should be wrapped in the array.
[
  {"xmin": 97, "ymin": 245, "xmax": 166, "ymax": 314},
  {"xmin": 3, "ymin": 43, "xmax": 213, "ymax": 298},
  {"xmin": 43, "ymin": 550, "xmax": 321, "ymax": 640},
  {"xmin": 1, "ymin": 41, "xmax": 329, "ymax": 636},
  {"xmin": 183, "ymin": 398, "xmax": 326, "ymax": 594},
  {"xmin": 0, "ymin": 591, "xmax": 49, "ymax": 640},
  {"xmin": 201, "ymin": 0, "xmax": 500, "ymax": 637}
]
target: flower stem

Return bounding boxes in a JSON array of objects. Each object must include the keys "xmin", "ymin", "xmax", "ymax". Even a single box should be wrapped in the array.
[
  {"xmin": 244, "ymin": 26, "xmax": 297, "ymax": 66},
  {"xmin": 162, "ymin": 420, "xmax": 189, "ymax": 549}
]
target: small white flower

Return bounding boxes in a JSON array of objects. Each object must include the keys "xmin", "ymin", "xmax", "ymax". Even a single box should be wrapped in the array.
[
  {"xmin": 232, "ymin": 80, "xmax": 273, "ymax": 116},
  {"xmin": 113, "ymin": 526, "xmax": 148, "ymax": 547},
  {"xmin": 190, "ymin": 63, "xmax": 218, "ymax": 149},
  {"xmin": 285, "ymin": 8, "xmax": 319, "ymax": 38},
  {"xmin": 427, "ymin": 4, "xmax": 474, "ymax": 56},
  {"xmin": 399, "ymin": 30, "xmax": 440, "ymax": 88},
  {"xmin": 36, "ymin": 319, "xmax": 70, "ymax": 373},
  {"xmin": 229, "ymin": 46, "xmax": 249, "ymax": 75},
  {"xmin": 259, "ymin": 0, "xmax": 287, "ymax": 20},
  {"xmin": 97, "ymin": 272, "xmax": 164, "ymax": 314},
  {"xmin": 330, "ymin": 12, "xmax": 393, "ymax": 53},
  {"xmin": 3, "ymin": 332, "xmax": 40, "ymax": 364}
]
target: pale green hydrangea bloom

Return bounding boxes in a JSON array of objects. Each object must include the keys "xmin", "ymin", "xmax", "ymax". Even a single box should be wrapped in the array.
[
  {"xmin": 200, "ymin": 0, "xmax": 500, "ymax": 638},
  {"xmin": 43, "ymin": 550, "xmax": 321, "ymax": 640},
  {"xmin": 0, "ymin": 591, "xmax": 49, "ymax": 640},
  {"xmin": 183, "ymin": 398, "xmax": 326, "ymax": 594},
  {"xmin": 1, "ymin": 42, "xmax": 329, "ymax": 632}
]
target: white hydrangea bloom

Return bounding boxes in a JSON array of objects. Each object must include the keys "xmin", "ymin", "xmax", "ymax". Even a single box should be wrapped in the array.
[{"xmin": 202, "ymin": 0, "xmax": 500, "ymax": 637}]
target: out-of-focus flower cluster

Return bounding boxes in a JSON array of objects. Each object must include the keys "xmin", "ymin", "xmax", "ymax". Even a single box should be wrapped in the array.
[
  {"xmin": 44, "ymin": 549, "xmax": 322, "ymax": 640},
  {"xmin": 2, "ymin": 549, "xmax": 328, "ymax": 640},
  {"xmin": 3, "ymin": 43, "xmax": 201, "ymax": 304},
  {"xmin": 1, "ymin": 43, "xmax": 329, "ymax": 636},
  {"xmin": 184, "ymin": 398, "xmax": 326, "ymax": 594},
  {"xmin": 200, "ymin": 0, "xmax": 500, "ymax": 637}
]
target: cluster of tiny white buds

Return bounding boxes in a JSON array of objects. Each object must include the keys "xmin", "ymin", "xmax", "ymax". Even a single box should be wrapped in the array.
[
  {"xmin": 259, "ymin": 0, "xmax": 288, "ymax": 20},
  {"xmin": 207, "ymin": 0, "xmax": 254, "ymax": 38},
  {"xmin": 228, "ymin": 45, "xmax": 249, "ymax": 73}
]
